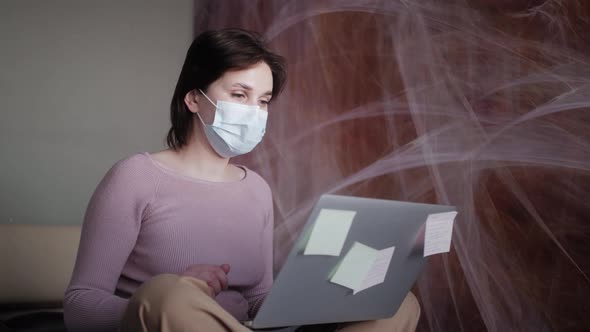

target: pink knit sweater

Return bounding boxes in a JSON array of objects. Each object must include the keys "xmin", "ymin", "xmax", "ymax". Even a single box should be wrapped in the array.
[{"xmin": 63, "ymin": 153, "xmax": 274, "ymax": 332}]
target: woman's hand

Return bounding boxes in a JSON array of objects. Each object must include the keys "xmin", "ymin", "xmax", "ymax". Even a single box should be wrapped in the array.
[{"xmin": 180, "ymin": 264, "xmax": 231, "ymax": 297}]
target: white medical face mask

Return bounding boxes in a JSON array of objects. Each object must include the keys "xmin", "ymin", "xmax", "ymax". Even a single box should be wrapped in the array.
[{"xmin": 196, "ymin": 89, "xmax": 268, "ymax": 158}]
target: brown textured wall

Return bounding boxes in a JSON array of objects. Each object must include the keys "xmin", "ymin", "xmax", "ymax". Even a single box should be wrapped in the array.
[{"xmin": 192, "ymin": 1, "xmax": 590, "ymax": 331}]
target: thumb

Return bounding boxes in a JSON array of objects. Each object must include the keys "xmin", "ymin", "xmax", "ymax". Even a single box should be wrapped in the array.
[{"xmin": 220, "ymin": 264, "xmax": 231, "ymax": 274}]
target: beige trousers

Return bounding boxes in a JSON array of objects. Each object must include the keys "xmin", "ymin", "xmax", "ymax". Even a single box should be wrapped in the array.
[{"xmin": 119, "ymin": 274, "xmax": 420, "ymax": 332}]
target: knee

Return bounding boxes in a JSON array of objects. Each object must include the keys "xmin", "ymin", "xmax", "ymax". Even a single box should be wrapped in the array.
[
  {"xmin": 127, "ymin": 275, "xmax": 206, "ymax": 320},
  {"xmin": 125, "ymin": 275, "xmax": 209, "ymax": 320},
  {"xmin": 121, "ymin": 274, "xmax": 217, "ymax": 331},
  {"xmin": 128, "ymin": 274, "xmax": 181, "ymax": 308},
  {"xmin": 128, "ymin": 274, "xmax": 210, "ymax": 313},
  {"xmin": 404, "ymin": 292, "xmax": 421, "ymax": 322},
  {"xmin": 337, "ymin": 293, "xmax": 422, "ymax": 332},
  {"xmin": 387, "ymin": 292, "xmax": 421, "ymax": 329}
]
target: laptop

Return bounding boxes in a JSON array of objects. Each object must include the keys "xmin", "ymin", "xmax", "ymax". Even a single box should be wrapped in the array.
[{"xmin": 242, "ymin": 194, "xmax": 456, "ymax": 330}]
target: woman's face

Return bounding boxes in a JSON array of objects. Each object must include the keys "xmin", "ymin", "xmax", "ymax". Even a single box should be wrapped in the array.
[{"xmin": 197, "ymin": 61, "xmax": 274, "ymax": 124}]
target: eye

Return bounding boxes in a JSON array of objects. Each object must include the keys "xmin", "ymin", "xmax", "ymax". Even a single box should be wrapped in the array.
[
  {"xmin": 231, "ymin": 93, "xmax": 246, "ymax": 100},
  {"xmin": 259, "ymin": 99, "xmax": 270, "ymax": 106}
]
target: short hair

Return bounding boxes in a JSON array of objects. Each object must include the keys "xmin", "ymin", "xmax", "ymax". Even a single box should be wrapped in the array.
[{"xmin": 166, "ymin": 28, "xmax": 287, "ymax": 150}]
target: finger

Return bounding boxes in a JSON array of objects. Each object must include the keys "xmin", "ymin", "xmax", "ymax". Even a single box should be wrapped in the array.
[
  {"xmin": 214, "ymin": 268, "xmax": 229, "ymax": 290},
  {"xmin": 220, "ymin": 264, "xmax": 231, "ymax": 274},
  {"xmin": 186, "ymin": 271, "xmax": 215, "ymax": 297},
  {"xmin": 205, "ymin": 281, "xmax": 218, "ymax": 295},
  {"xmin": 207, "ymin": 278, "xmax": 222, "ymax": 295},
  {"xmin": 207, "ymin": 271, "xmax": 221, "ymax": 295},
  {"xmin": 202, "ymin": 283, "xmax": 215, "ymax": 297}
]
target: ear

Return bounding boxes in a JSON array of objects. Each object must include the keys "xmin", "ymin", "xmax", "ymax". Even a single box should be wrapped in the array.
[{"xmin": 184, "ymin": 90, "xmax": 200, "ymax": 114}]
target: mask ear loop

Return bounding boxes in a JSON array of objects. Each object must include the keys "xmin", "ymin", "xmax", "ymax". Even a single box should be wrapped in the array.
[
  {"xmin": 196, "ymin": 89, "xmax": 217, "ymax": 126},
  {"xmin": 198, "ymin": 89, "xmax": 217, "ymax": 107}
]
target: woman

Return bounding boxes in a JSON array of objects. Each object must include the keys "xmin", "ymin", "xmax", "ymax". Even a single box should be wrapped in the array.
[{"xmin": 64, "ymin": 28, "xmax": 419, "ymax": 332}]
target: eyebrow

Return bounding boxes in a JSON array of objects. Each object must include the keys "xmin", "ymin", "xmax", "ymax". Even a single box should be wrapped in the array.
[{"xmin": 232, "ymin": 83, "xmax": 273, "ymax": 97}]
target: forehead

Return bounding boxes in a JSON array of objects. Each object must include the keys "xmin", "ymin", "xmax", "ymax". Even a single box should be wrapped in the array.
[{"xmin": 217, "ymin": 62, "xmax": 273, "ymax": 93}]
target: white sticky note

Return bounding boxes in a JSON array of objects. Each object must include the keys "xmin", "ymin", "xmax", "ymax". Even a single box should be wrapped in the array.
[
  {"xmin": 304, "ymin": 209, "xmax": 356, "ymax": 256},
  {"xmin": 357, "ymin": 245, "xmax": 396, "ymax": 293},
  {"xmin": 330, "ymin": 242, "xmax": 396, "ymax": 294},
  {"xmin": 423, "ymin": 211, "xmax": 457, "ymax": 257},
  {"xmin": 330, "ymin": 242, "xmax": 376, "ymax": 290}
]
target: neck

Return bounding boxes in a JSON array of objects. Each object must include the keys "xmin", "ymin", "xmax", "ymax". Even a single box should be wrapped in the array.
[{"xmin": 175, "ymin": 122, "xmax": 230, "ymax": 181}]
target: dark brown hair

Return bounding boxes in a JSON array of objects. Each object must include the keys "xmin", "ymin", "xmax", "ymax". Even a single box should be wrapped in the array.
[{"xmin": 166, "ymin": 28, "xmax": 287, "ymax": 150}]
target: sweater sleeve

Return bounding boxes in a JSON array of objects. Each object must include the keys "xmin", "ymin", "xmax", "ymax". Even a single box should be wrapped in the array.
[
  {"xmin": 242, "ymin": 183, "xmax": 274, "ymax": 319},
  {"xmin": 63, "ymin": 156, "xmax": 157, "ymax": 332}
]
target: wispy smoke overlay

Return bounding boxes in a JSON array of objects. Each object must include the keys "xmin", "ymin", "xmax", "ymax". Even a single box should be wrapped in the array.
[{"xmin": 194, "ymin": 1, "xmax": 590, "ymax": 331}]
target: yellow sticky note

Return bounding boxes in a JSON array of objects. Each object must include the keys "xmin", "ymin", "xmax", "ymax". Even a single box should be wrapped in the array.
[{"xmin": 304, "ymin": 209, "xmax": 356, "ymax": 256}]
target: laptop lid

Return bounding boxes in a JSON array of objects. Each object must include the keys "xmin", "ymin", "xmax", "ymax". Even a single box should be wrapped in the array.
[{"xmin": 249, "ymin": 194, "xmax": 456, "ymax": 329}]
